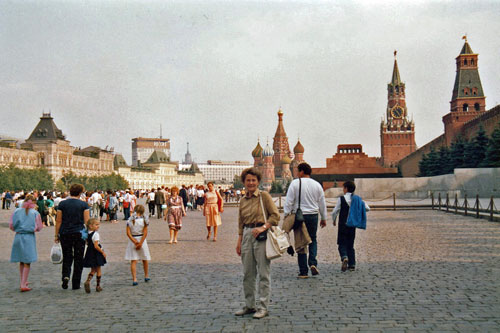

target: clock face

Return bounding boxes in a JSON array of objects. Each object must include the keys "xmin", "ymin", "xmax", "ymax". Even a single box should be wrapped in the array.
[{"xmin": 391, "ymin": 106, "xmax": 404, "ymax": 119}]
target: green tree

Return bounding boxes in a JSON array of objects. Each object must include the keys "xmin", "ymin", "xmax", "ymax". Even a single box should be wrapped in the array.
[
  {"xmin": 426, "ymin": 147, "xmax": 441, "ymax": 176},
  {"xmin": 270, "ymin": 181, "xmax": 283, "ymax": 194},
  {"xmin": 0, "ymin": 165, "xmax": 53, "ymax": 191},
  {"xmin": 482, "ymin": 122, "xmax": 500, "ymax": 167},
  {"xmin": 463, "ymin": 126, "xmax": 489, "ymax": 168},
  {"xmin": 418, "ymin": 152, "xmax": 430, "ymax": 176},
  {"xmin": 233, "ymin": 175, "xmax": 244, "ymax": 189},
  {"xmin": 437, "ymin": 146, "xmax": 452, "ymax": 175},
  {"xmin": 449, "ymin": 137, "xmax": 467, "ymax": 170}
]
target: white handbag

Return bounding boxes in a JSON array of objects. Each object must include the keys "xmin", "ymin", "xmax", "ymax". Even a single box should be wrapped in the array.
[
  {"xmin": 266, "ymin": 226, "xmax": 289, "ymax": 260},
  {"xmin": 259, "ymin": 194, "xmax": 289, "ymax": 260},
  {"xmin": 50, "ymin": 242, "xmax": 63, "ymax": 264}
]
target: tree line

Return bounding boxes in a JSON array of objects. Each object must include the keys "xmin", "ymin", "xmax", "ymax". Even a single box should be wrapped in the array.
[
  {"xmin": 0, "ymin": 165, "xmax": 129, "ymax": 192},
  {"xmin": 419, "ymin": 123, "xmax": 500, "ymax": 177},
  {"xmin": 55, "ymin": 171, "xmax": 129, "ymax": 192},
  {"xmin": 0, "ymin": 164, "xmax": 54, "ymax": 191}
]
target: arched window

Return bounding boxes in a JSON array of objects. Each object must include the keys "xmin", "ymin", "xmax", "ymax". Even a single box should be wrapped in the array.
[
  {"xmin": 464, "ymin": 59, "xmax": 468, "ymax": 65},
  {"xmin": 471, "ymin": 58, "xmax": 474, "ymax": 65},
  {"xmin": 474, "ymin": 103, "xmax": 480, "ymax": 111},
  {"xmin": 463, "ymin": 103, "xmax": 468, "ymax": 111}
]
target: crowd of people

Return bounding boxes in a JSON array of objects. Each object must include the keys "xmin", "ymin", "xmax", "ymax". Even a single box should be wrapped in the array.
[{"xmin": 7, "ymin": 162, "xmax": 369, "ymax": 320}]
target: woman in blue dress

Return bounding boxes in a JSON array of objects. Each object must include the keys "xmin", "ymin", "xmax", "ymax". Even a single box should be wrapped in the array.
[{"xmin": 10, "ymin": 194, "xmax": 43, "ymax": 292}]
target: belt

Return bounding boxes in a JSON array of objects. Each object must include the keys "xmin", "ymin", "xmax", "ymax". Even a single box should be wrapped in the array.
[
  {"xmin": 132, "ymin": 234, "xmax": 144, "ymax": 237},
  {"xmin": 244, "ymin": 223, "xmax": 264, "ymax": 229},
  {"xmin": 16, "ymin": 232, "xmax": 34, "ymax": 235}
]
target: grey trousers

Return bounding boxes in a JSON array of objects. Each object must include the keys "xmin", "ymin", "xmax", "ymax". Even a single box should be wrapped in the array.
[{"xmin": 241, "ymin": 227, "xmax": 271, "ymax": 311}]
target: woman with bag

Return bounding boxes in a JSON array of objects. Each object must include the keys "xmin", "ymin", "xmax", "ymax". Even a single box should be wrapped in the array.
[
  {"xmin": 235, "ymin": 168, "xmax": 279, "ymax": 319},
  {"xmin": 204, "ymin": 182, "xmax": 223, "ymax": 242},
  {"xmin": 10, "ymin": 194, "xmax": 43, "ymax": 292}
]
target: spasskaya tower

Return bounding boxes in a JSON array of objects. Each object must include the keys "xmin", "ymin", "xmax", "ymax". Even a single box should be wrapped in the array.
[{"xmin": 380, "ymin": 51, "xmax": 416, "ymax": 167}]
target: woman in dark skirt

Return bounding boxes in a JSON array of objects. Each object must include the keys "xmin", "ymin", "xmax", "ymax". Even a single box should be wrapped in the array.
[{"xmin": 83, "ymin": 218, "xmax": 107, "ymax": 293}]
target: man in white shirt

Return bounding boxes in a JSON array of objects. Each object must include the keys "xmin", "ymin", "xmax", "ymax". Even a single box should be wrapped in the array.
[
  {"xmin": 147, "ymin": 189, "xmax": 156, "ymax": 216},
  {"xmin": 123, "ymin": 190, "xmax": 132, "ymax": 220},
  {"xmin": 90, "ymin": 191, "xmax": 102, "ymax": 218},
  {"xmin": 284, "ymin": 162, "xmax": 327, "ymax": 279}
]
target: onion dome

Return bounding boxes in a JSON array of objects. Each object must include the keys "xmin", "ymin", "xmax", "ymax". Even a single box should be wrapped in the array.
[
  {"xmin": 251, "ymin": 141, "xmax": 263, "ymax": 157},
  {"xmin": 293, "ymin": 140, "xmax": 304, "ymax": 154},
  {"xmin": 281, "ymin": 155, "xmax": 292, "ymax": 164},
  {"xmin": 263, "ymin": 143, "xmax": 274, "ymax": 157}
]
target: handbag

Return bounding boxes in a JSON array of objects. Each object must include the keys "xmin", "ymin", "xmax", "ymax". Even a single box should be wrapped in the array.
[
  {"xmin": 50, "ymin": 242, "xmax": 63, "ymax": 264},
  {"xmin": 266, "ymin": 226, "xmax": 290, "ymax": 260},
  {"xmin": 292, "ymin": 178, "xmax": 305, "ymax": 230}
]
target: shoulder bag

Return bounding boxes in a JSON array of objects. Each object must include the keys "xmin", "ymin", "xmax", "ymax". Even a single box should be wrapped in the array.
[
  {"xmin": 256, "ymin": 194, "xmax": 268, "ymax": 241},
  {"xmin": 292, "ymin": 178, "xmax": 305, "ymax": 230}
]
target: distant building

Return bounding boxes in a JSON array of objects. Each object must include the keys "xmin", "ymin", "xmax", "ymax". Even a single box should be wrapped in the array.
[
  {"xmin": 179, "ymin": 160, "xmax": 252, "ymax": 184},
  {"xmin": 132, "ymin": 137, "xmax": 171, "ymax": 166},
  {"xmin": 0, "ymin": 113, "xmax": 114, "ymax": 181},
  {"xmin": 312, "ymin": 144, "xmax": 399, "ymax": 189},
  {"xmin": 182, "ymin": 142, "xmax": 193, "ymax": 164},
  {"xmin": 115, "ymin": 151, "xmax": 204, "ymax": 190}
]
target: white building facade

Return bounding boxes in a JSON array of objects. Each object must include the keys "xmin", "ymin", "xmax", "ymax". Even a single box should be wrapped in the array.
[{"xmin": 179, "ymin": 160, "xmax": 252, "ymax": 184}]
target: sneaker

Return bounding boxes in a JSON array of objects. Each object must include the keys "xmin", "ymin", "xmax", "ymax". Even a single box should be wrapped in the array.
[
  {"xmin": 235, "ymin": 307, "xmax": 256, "ymax": 316},
  {"xmin": 144, "ymin": 278, "xmax": 151, "ymax": 282},
  {"xmin": 62, "ymin": 277, "xmax": 69, "ymax": 290},
  {"xmin": 84, "ymin": 281, "xmax": 91, "ymax": 294},
  {"xmin": 96, "ymin": 286, "xmax": 102, "ymax": 292},
  {"xmin": 348, "ymin": 266, "xmax": 355, "ymax": 272},
  {"xmin": 341, "ymin": 258, "xmax": 348, "ymax": 272},
  {"xmin": 253, "ymin": 309, "xmax": 269, "ymax": 319},
  {"xmin": 132, "ymin": 281, "xmax": 138, "ymax": 286},
  {"xmin": 310, "ymin": 265, "xmax": 319, "ymax": 276},
  {"xmin": 297, "ymin": 274, "xmax": 309, "ymax": 279}
]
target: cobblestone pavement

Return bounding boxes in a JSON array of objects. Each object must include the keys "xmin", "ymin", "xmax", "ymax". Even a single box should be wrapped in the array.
[{"xmin": 1, "ymin": 201, "xmax": 499, "ymax": 332}]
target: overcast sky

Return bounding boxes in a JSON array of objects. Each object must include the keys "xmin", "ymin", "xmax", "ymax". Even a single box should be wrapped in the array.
[{"xmin": 1, "ymin": 0, "xmax": 499, "ymax": 167}]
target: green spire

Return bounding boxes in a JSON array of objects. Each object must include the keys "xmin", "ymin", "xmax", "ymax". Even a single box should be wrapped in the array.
[{"xmin": 460, "ymin": 41, "xmax": 474, "ymax": 55}]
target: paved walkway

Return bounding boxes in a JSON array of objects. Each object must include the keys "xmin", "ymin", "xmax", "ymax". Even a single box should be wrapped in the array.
[{"xmin": 1, "ymin": 201, "xmax": 499, "ymax": 332}]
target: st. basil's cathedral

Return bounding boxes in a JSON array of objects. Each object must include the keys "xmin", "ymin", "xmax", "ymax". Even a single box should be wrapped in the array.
[{"xmin": 251, "ymin": 109, "xmax": 304, "ymax": 190}]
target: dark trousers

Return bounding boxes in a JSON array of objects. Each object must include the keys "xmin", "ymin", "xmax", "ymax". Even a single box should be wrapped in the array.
[
  {"xmin": 60, "ymin": 233, "xmax": 85, "ymax": 288},
  {"xmin": 148, "ymin": 202, "xmax": 155, "ymax": 216},
  {"xmin": 298, "ymin": 214, "xmax": 318, "ymax": 275},
  {"xmin": 1, "ymin": 198, "xmax": 5, "ymax": 209},
  {"xmin": 156, "ymin": 204, "xmax": 163, "ymax": 218},
  {"xmin": 338, "ymin": 232, "xmax": 356, "ymax": 267}
]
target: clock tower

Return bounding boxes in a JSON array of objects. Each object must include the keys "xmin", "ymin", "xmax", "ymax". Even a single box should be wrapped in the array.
[{"xmin": 380, "ymin": 51, "xmax": 416, "ymax": 167}]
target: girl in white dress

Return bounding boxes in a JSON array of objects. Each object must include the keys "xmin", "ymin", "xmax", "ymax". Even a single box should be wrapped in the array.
[{"xmin": 125, "ymin": 205, "xmax": 151, "ymax": 285}]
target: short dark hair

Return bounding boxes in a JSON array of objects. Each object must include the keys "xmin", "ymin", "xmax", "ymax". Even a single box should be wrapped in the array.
[
  {"xmin": 298, "ymin": 162, "xmax": 312, "ymax": 175},
  {"xmin": 343, "ymin": 181, "xmax": 356, "ymax": 193},
  {"xmin": 241, "ymin": 167, "xmax": 262, "ymax": 182},
  {"xmin": 69, "ymin": 184, "xmax": 85, "ymax": 197}
]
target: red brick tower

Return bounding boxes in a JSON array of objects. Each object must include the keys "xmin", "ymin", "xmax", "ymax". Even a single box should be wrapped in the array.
[
  {"xmin": 380, "ymin": 51, "xmax": 416, "ymax": 167},
  {"xmin": 443, "ymin": 38, "xmax": 486, "ymax": 145},
  {"xmin": 272, "ymin": 109, "xmax": 291, "ymax": 178}
]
